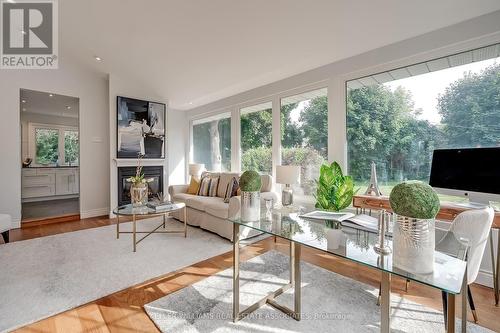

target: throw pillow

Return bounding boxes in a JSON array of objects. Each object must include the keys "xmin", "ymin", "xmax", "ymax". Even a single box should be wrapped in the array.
[
  {"xmin": 224, "ymin": 177, "xmax": 239, "ymax": 203},
  {"xmin": 198, "ymin": 176, "xmax": 211, "ymax": 196},
  {"xmin": 208, "ymin": 177, "xmax": 219, "ymax": 197},
  {"xmin": 187, "ymin": 177, "xmax": 200, "ymax": 195}
]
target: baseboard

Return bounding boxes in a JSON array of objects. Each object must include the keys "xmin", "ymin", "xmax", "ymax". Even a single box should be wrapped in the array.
[
  {"xmin": 22, "ymin": 214, "xmax": 80, "ymax": 228},
  {"xmin": 475, "ymin": 270, "xmax": 494, "ymax": 288},
  {"xmin": 81, "ymin": 207, "xmax": 109, "ymax": 219}
]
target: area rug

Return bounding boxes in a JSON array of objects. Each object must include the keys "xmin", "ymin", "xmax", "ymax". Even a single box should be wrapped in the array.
[
  {"xmin": 0, "ymin": 218, "xmax": 236, "ymax": 333},
  {"xmin": 145, "ymin": 251, "xmax": 492, "ymax": 333}
]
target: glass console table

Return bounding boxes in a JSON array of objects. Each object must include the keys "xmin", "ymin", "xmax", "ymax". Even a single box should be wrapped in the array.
[
  {"xmin": 113, "ymin": 202, "xmax": 186, "ymax": 252},
  {"xmin": 230, "ymin": 209, "xmax": 468, "ymax": 333}
]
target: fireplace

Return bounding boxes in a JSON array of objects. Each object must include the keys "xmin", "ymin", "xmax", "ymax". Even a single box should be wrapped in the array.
[{"xmin": 118, "ymin": 166, "xmax": 163, "ymax": 205}]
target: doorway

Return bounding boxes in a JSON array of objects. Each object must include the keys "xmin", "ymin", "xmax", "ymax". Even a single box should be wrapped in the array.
[{"xmin": 20, "ymin": 89, "xmax": 80, "ymax": 222}]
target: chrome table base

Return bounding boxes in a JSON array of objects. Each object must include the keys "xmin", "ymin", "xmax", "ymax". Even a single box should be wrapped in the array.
[{"xmin": 232, "ymin": 223, "xmax": 301, "ymax": 322}]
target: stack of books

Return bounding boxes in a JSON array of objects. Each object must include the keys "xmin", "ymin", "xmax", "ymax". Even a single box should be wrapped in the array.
[{"xmin": 146, "ymin": 201, "xmax": 175, "ymax": 211}]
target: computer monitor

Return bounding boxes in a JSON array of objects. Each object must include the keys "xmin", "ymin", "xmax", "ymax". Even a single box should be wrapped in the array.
[{"xmin": 429, "ymin": 147, "xmax": 500, "ymax": 206}]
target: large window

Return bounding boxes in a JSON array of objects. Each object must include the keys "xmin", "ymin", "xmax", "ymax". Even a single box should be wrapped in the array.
[
  {"xmin": 281, "ymin": 88, "xmax": 328, "ymax": 205},
  {"xmin": 240, "ymin": 102, "xmax": 272, "ymax": 174},
  {"xmin": 347, "ymin": 44, "xmax": 500, "ymax": 199},
  {"xmin": 192, "ymin": 113, "xmax": 231, "ymax": 172},
  {"xmin": 31, "ymin": 124, "xmax": 79, "ymax": 166}
]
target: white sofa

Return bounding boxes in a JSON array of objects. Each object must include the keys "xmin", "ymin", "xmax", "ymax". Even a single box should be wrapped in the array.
[
  {"xmin": 0, "ymin": 214, "xmax": 12, "ymax": 244},
  {"xmin": 169, "ymin": 172, "xmax": 277, "ymax": 241}
]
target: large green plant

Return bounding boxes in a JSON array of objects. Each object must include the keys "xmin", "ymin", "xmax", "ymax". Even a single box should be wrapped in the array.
[{"xmin": 315, "ymin": 162, "xmax": 357, "ymax": 211}]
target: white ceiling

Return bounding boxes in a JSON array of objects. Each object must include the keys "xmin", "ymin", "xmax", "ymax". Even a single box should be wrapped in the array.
[
  {"xmin": 60, "ymin": 0, "xmax": 500, "ymax": 110},
  {"xmin": 20, "ymin": 89, "xmax": 79, "ymax": 118}
]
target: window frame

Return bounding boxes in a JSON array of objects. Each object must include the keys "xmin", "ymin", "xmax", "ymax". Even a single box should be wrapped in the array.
[{"xmin": 28, "ymin": 122, "xmax": 79, "ymax": 167}]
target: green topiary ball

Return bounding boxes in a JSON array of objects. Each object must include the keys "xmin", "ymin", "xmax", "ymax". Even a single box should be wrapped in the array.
[
  {"xmin": 389, "ymin": 181, "xmax": 440, "ymax": 219},
  {"xmin": 239, "ymin": 170, "xmax": 262, "ymax": 192}
]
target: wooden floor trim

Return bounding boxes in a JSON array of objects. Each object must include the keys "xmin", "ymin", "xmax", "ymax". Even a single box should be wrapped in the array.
[{"xmin": 22, "ymin": 214, "xmax": 83, "ymax": 228}]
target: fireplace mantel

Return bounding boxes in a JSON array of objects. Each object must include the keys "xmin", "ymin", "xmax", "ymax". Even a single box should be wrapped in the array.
[{"xmin": 113, "ymin": 158, "xmax": 166, "ymax": 168}]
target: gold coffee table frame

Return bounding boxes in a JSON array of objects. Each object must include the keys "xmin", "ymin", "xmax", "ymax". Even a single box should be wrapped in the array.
[{"xmin": 113, "ymin": 202, "xmax": 187, "ymax": 252}]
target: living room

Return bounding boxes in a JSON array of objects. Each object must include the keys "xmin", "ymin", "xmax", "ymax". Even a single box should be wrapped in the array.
[{"xmin": 1, "ymin": 1, "xmax": 500, "ymax": 332}]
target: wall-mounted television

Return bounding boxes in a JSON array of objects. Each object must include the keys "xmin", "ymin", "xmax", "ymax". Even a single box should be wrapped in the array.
[{"xmin": 116, "ymin": 96, "xmax": 166, "ymax": 159}]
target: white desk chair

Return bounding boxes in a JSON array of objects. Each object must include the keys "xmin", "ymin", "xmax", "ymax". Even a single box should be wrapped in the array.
[
  {"xmin": 440, "ymin": 206, "xmax": 495, "ymax": 326},
  {"xmin": 0, "ymin": 214, "xmax": 12, "ymax": 244}
]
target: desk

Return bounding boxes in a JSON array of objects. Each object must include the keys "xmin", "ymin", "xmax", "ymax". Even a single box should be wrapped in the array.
[
  {"xmin": 230, "ymin": 208, "xmax": 468, "ymax": 333},
  {"xmin": 353, "ymin": 194, "xmax": 500, "ymax": 305}
]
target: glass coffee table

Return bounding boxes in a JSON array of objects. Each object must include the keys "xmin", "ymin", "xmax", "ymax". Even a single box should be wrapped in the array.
[
  {"xmin": 230, "ymin": 208, "xmax": 469, "ymax": 333},
  {"xmin": 113, "ymin": 202, "xmax": 186, "ymax": 252}
]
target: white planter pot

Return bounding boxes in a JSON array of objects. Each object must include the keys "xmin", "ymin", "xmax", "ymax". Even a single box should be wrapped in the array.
[
  {"xmin": 241, "ymin": 191, "xmax": 261, "ymax": 222},
  {"xmin": 393, "ymin": 215, "xmax": 435, "ymax": 274}
]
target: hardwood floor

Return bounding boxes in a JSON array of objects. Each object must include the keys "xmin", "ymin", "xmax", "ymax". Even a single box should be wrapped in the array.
[{"xmin": 3, "ymin": 217, "xmax": 500, "ymax": 332}]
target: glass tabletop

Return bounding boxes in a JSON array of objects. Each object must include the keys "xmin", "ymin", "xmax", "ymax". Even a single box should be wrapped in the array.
[
  {"xmin": 230, "ymin": 208, "xmax": 468, "ymax": 295},
  {"xmin": 113, "ymin": 202, "xmax": 185, "ymax": 216}
]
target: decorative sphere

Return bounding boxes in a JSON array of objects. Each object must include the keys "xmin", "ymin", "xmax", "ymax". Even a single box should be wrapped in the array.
[
  {"xmin": 389, "ymin": 181, "xmax": 440, "ymax": 219},
  {"xmin": 239, "ymin": 170, "xmax": 262, "ymax": 192}
]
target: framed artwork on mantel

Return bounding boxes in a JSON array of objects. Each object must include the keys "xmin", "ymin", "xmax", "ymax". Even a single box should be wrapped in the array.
[{"xmin": 116, "ymin": 96, "xmax": 166, "ymax": 159}]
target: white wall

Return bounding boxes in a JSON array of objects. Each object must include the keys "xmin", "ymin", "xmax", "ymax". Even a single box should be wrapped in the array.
[
  {"xmin": 184, "ymin": 12, "xmax": 500, "ymax": 287},
  {"xmin": 0, "ymin": 58, "xmax": 110, "ymax": 226},
  {"xmin": 108, "ymin": 74, "xmax": 187, "ymax": 214}
]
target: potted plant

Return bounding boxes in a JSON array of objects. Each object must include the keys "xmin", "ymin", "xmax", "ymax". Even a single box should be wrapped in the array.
[
  {"xmin": 239, "ymin": 170, "xmax": 262, "ymax": 222},
  {"xmin": 315, "ymin": 161, "xmax": 357, "ymax": 212},
  {"xmin": 389, "ymin": 180, "xmax": 440, "ymax": 274},
  {"xmin": 127, "ymin": 155, "xmax": 153, "ymax": 207}
]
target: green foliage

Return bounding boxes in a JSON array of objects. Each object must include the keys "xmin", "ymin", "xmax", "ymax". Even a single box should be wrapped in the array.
[
  {"xmin": 35, "ymin": 129, "xmax": 59, "ymax": 165},
  {"xmin": 64, "ymin": 131, "xmax": 79, "ymax": 165},
  {"xmin": 241, "ymin": 147, "xmax": 326, "ymax": 195},
  {"xmin": 241, "ymin": 108, "xmax": 272, "ymax": 151},
  {"xmin": 239, "ymin": 170, "xmax": 262, "ymax": 192},
  {"xmin": 438, "ymin": 64, "xmax": 500, "ymax": 148},
  {"xmin": 389, "ymin": 181, "xmax": 440, "ymax": 219},
  {"xmin": 315, "ymin": 162, "xmax": 357, "ymax": 212}
]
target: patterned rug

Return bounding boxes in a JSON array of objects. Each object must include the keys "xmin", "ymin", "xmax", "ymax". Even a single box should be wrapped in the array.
[{"xmin": 145, "ymin": 250, "xmax": 492, "ymax": 333}]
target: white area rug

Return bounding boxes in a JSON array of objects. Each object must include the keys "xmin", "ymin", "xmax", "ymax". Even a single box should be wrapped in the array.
[
  {"xmin": 0, "ymin": 218, "xmax": 233, "ymax": 333},
  {"xmin": 145, "ymin": 251, "xmax": 493, "ymax": 333}
]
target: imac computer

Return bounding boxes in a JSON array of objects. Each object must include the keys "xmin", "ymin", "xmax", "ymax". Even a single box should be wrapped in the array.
[{"xmin": 429, "ymin": 147, "xmax": 500, "ymax": 207}]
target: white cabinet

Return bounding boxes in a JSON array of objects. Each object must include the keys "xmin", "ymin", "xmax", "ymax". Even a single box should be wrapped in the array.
[
  {"xmin": 22, "ymin": 168, "xmax": 79, "ymax": 200},
  {"xmin": 55, "ymin": 169, "xmax": 79, "ymax": 195}
]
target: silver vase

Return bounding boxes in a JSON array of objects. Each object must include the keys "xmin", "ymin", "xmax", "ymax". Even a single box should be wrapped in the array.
[
  {"xmin": 130, "ymin": 183, "xmax": 148, "ymax": 207},
  {"xmin": 392, "ymin": 214, "xmax": 435, "ymax": 274},
  {"xmin": 241, "ymin": 191, "xmax": 260, "ymax": 222}
]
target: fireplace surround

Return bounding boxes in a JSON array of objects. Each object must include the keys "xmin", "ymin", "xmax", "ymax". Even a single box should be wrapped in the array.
[{"xmin": 117, "ymin": 166, "xmax": 163, "ymax": 205}]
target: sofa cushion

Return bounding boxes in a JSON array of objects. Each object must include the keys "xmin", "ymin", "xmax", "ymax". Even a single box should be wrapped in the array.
[
  {"xmin": 186, "ymin": 177, "xmax": 200, "ymax": 194},
  {"xmin": 217, "ymin": 172, "xmax": 240, "ymax": 198},
  {"xmin": 205, "ymin": 200, "xmax": 230, "ymax": 219},
  {"xmin": 185, "ymin": 196, "xmax": 224, "ymax": 211},
  {"xmin": 172, "ymin": 193, "xmax": 198, "ymax": 203}
]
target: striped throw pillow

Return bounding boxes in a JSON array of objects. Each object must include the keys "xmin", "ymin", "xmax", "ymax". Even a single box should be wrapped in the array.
[
  {"xmin": 208, "ymin": 177, "xmax": 219, "ymax": 197},
  {"xmin": 224, "ymin": 177, "xmax": 239, "ymax": 203},
  {"xmin": 198, "ymin": 176, "xmax": 211, "ymax": 196}
]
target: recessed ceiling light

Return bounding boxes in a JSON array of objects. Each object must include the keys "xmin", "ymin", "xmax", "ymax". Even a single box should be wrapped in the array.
[
  {"xmin": 66, "ymin": 106, "xmax": 71, "ymax": 109},
  {"xmin": 94, "ymin": 56, "xmax": 102, "ymax": 62},
  {"xmin": 49, "ymin": 94, "xmax": 53, "ymax": 97},
  {"xmin": 20, "ymin": 30, "xmax": 27, "ymax": 35},
  {"xmin": 21, "ymin": 100, "xmax": 26, "ymax": 103},
  {"xmin": 22, "ymin": 108, "xmax": 26, "ymax": 111},
  {"xmin": 188, "ymin": 101, "xmax": 193, "ymax": 105}
]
